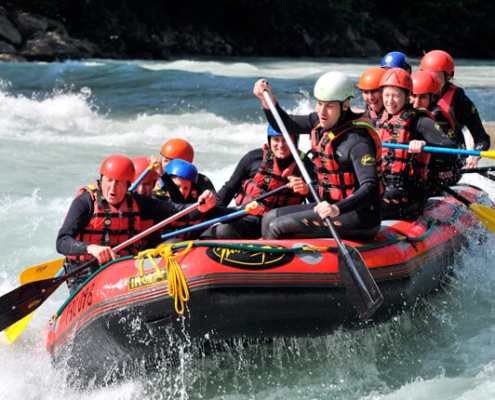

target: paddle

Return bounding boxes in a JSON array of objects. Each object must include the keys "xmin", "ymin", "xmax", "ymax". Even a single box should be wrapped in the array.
[
  {"xmin": 0, "ymin": 202, "xmax": 203, "ymax": 333},
  {"xmin": 430, "ymin": 177, "xmax": 495, "ymax": 233},
  {"xmin": 262, "ymin": 91, "xmax": 383, "ymax": 320},
  {"xmin": 382, "ymin": 142, "xmax": 495, "ymax": 160},
  {"xmin": 129, "ymin": 162, "xmax": 158, "ymax": 192},
  {"xmin": 160, "ymin": 183, "xmax": 291, "ymax": 240}
]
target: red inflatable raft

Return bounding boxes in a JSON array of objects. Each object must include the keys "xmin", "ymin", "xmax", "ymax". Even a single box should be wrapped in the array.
[{"xmin": 46, "ymin": 184, "xmax": 492, "ymax": 385}]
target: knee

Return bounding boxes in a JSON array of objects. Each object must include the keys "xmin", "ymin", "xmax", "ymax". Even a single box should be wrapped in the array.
[{"xmin": 209, "ymin": 223, "xmax": 242, "ymax": 239}]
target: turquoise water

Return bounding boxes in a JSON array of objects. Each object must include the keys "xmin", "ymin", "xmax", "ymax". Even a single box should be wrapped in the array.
[{"xmin": 1, "ymin": 57, "xmax": 495, "ymax": 399}]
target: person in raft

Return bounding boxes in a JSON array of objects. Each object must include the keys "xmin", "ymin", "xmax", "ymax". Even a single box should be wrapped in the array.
[
  {"xmin": 409, "ymin": 71, "xmax": 463, "ymax": 189},
  {"xmin": 358, "ymin": 67, "xmax": 387, "ymax": 127},
  {"xmin": 200, "ymin": 124, "xmax": 315, "ymax": 240},
  {"xmin": 376, "ymin": 68, "xmax": 457, "ymax": 220},
  {"xmin": 150, "ymin": 137, "xmax": 218, "ymax": 199},
  {"xmin": 419, "ymin": 50, "xmax": 490, "ymax": 168},
  {"xmin": 153, "ymin": 158, "xmax": 211, "ymax": 240},
  {"xmin": 56, "ymin": 154, "xmax": 215, "ymax": 294},
  {"xmin": 380, "ymin": 51, "xmax": 412, "ymax": 74},
  {"xmin": 253, "ymin": 71, "xmax": 384, "ymax": 241}
]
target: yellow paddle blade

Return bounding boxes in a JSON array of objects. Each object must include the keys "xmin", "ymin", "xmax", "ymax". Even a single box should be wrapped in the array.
[
  {"xmin": 471, "ymin": 204, "xmax": 495, "ymax": 234},
  {"xmin": 480, "ymin": 150, "xmax": 495, "ymax": 161},
  {"xmin": 0, "ymin": 313, "xmax": 34, "ymax": 345},
  {"xmin": 19, "ymin": 257, "xmax": 65, "ymax": 285}
]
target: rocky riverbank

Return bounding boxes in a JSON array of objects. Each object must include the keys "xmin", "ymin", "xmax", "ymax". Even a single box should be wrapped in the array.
[{"xmin": 0, "ymin": 4, "xmax": 398, "ymax": 63}]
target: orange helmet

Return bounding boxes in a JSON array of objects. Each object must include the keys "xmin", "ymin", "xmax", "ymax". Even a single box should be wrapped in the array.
[
  {"xmin": 419, "ymin": 50, "xmax": 455, "ymax": 78},
  {"xmin": 100, "ymin": 155, "xmax": 135, "ymax": 183},
  {"xmin": 411, "ymin": 71, "xmax": 441, "ymax": 95},
  {"xmin": 160, "ymin": 138, "xmax": 194, "ymax": 163},
  {"xmin": 379, "ymin": 68, "xmax": 413, "ymax": 92},
  {"xmin": 359, "ymin": 67, "xmax": 387, "ymax": 90},
  {"xmin": 131, "ymin": 157, "xmax": 158, "ymax": 184}
]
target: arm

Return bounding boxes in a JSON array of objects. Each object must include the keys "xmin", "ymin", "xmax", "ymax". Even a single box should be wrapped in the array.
[
  {"xmin": 412, "ymin": 114, "xmax": 457, "ymax": 148},
  {"xmin": 253, "ymin": 78, "xmax": 318, "ymax": 134},
  {"xmin": 216, "ymin": 150, "xmax": 262, "ymax": 206},
  {"xmin": 455, "ymin": 90, "xmax": 491, "ymax": 150},
  {"xmin": 333, "ymin": 134, "xmax": 381, "ymax": 215}
]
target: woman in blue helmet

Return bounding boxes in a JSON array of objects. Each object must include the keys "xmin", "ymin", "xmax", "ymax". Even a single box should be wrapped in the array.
[
  {"xmin": 200, "ymin": 125, "xmax": 315, "ymax": 239},
  {"xmin": 381, "ymin": 51, "xmax": 412, "ymax": 74}
]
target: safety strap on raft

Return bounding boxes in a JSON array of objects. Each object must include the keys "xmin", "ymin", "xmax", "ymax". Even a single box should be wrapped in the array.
[{"xmin": 135, "ymin": 242, "xmax": 194, "ymax": 314}]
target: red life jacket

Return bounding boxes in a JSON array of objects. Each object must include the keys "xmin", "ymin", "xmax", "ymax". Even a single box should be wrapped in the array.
[
  {"xmin": 311, "ymin": 117, "xmax": 384, "ymax": 202},
  {"xmin": 433, "ymin": 83, "xmax": 462, "ymax": 133},
  {"xmin": 377, "ymin": 108, "xmax": 431, "ymax": 182},
  {"xmin": 431, "ymin": 106, "xmax": 456, "ymax": 139},
  {"xmin": 363, "ymin": 107, "xmax": 383, "ymax": 127},
  {"xmin": 235, "ymin": 144, "xmax": 306, "ymax": 216},
  {"xmin": 67, "ymin": 182, "xmax": 141, "ymax": 262}
]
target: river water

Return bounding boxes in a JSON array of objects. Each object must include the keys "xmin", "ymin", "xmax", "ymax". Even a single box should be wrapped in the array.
[{"xmin": 1, "ymin": 57, "xmax": 495, "ymax": 399}]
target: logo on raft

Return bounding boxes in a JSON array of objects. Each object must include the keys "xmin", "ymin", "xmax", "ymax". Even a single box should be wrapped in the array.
[
  {"xmin": 128, "ymin": 269, "xmax": 167, "ymax": 291},
  {"xmin": 206, "ymin": 244, "xmax": 294, "ymax": 270}
]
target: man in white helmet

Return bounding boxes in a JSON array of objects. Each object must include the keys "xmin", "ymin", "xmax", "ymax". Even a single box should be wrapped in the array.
[{"xmin": 253, "ymin": 72, "xmax": 383, "ymax": 241}]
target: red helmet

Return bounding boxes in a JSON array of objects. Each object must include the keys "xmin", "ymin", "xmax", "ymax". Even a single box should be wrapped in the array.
[
  {"xmin": 359, "ymin": 67, "xmax": 387, "ymax": 90},
  {"xmin": 411, "ymin": 71, "xmax": 441, "ymax": 95},
  {"xmin": 160, "ymin": 138, "xmax": 194, "ymax": 163},
  {"xmin": 379, "ymin": 68, "xmax": 413, "ymax": 92},
  {"xmin": 132, "ymin": 157, "xmax": 158, "ymax": 184},
  {"xmin": 100, "ymin": 155, "xmax": 135, "ymax": 183},
  {"xmin": 419, "ymin": 50, "xmax": 455, "ymax": 78}
]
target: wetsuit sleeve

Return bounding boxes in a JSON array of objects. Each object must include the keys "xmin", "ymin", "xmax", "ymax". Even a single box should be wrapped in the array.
[
  {"xmin": 333, "ymin": 133, "xmax": 381, "ymax": 215},
  {"xmin": 412, "ymin": 114, "xmax": 457, "ymax": 148},
  {"xmin": 56, "ymin": 191, "xmax": 94, "ymax": 256},
  {"xmin": 216, "ymin": 149, "xmax": 263, "ymax": 207},
  {"xmin": 263, "ymin": 103, "xmax": 319, "ymax": 135},
  {"xmin": 454, "ymin": 91, "xmax": 491, "ymax": 150},
  {"xmin": 196, "ymin": 173, "xmax": 218, "ymax": 197}
]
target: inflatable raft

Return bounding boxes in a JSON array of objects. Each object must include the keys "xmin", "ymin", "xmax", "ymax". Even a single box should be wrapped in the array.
[{"xmin": 46, "ymin": 184, "xmax": 492, "ymax": 385}]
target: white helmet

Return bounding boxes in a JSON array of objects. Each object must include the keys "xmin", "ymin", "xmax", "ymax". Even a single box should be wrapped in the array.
[{"xmin": 314, "ymin": 71, "xmax": 355, "ymax": 102}]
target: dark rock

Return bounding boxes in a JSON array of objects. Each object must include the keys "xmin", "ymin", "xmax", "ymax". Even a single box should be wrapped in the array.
[
  {"xmin": 0, "ymin": 53, "xmax": 26, "ymax": 62},
  {"xmin": 12, "ymin": 12, "xmax": 48, "ymax": 38},
  {"xmin": 0, "ymin": 39, "xmax": 16, "ymax": 54},
  {"xmin": 0, "ymin": 14, "xmax": 21, "ymax": 46},
  {"xmin": 18, "ymin": 31, "xmax": 97, "ymax": 61}
]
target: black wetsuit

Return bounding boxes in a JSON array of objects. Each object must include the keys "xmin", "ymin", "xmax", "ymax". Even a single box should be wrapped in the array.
[
  {"xmin": 201, "ymin": 147, "xmax": 316, "ymax": 239},
  {"xmin": 57, "ymin": 190, "xmax": 201, "ymax": 293},
  {"xmin": 262, "ymin": 105, "xmax": 382, "ymax": 241}
]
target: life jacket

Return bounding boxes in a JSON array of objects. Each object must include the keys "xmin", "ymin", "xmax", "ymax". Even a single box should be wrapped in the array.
[
  {"xmin": 363, "ymin": 107, "xmax": 383, "ymax": 128},
  {"xmin": 67, "ymin": 182, "xmax": 141, "ymax": 262},
  {"xmin": 153, "ymin": 180, "xmax": 202, "ymax": 240},
  {"xmin": 377, "ymin": 107, "xmax": 431, "ymax": 182},
  {"xmin": 235, "ymin": 144, "xmax": 307, "ymax": 216},
  {"xmin": 311, "ymin": 116, "xmax": 384, "ymax": 202},
  {"xmin": 436, "ymin": 83, "xmax": 462, "ymax": 138}
]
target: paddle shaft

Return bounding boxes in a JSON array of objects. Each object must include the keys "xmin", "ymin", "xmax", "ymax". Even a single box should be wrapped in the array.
[
  {"xmin": 262, "ymin": 91, "xmax": 382, "ymax": 317},
  {"xmin": 430, "ymin": 177, "xmax": 473, "ymax": 207},
  {"xmin": 382, "ymin": 142, "xmax": 495, "ymax": 159},
  {"xmin": 0, "ymin": 202, "xmax": 202, "ymax": 332},
  {"xmin": 160, "ymin": 183, "xmax": 289, "ymax": 240},
  {"xmin": 129, "ymin": 162, "xmax": 158, "ymax": 192}
]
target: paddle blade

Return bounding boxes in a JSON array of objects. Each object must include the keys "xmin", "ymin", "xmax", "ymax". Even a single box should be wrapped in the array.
[
  {"xmin": 0, "ymin": 313, "xmax": 34, "ymax": 344},
  {"xmin": 0, "ymin": 278, "xmax": 64, "ymax": 332},
  {"xmin": 338, "ymin": 244, "xmax": 383, "ymax": 321},
  {"xmin": 471, "ymin": 204, "xmax": 495, "ymax": 234},
  {"xmin": 19, "ymin": 258, "xmax": 65, "ymax": 285}
]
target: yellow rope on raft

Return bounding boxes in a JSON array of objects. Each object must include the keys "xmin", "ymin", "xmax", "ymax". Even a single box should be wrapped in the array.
[{"xmin": 136, "ymin": 241, "xmax": 194, "ymax": 314}]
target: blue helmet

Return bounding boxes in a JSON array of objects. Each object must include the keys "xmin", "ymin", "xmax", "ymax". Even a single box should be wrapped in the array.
[
  {"xmin": 165, "ymin": 159, "xmax": 198, "ymax": 183},
  {"xmin": 266, "ymin": 124, "xmax": 299, "ymax": 147},
  {"xmin": 381, "ymin": 51, "xmax": 411, "ymax": 72}
]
